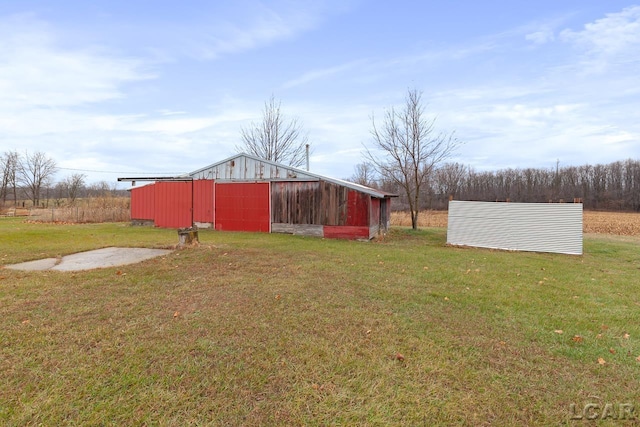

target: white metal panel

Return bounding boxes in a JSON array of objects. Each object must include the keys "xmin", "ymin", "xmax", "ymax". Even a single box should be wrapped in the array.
[
  {"xmin": 189, "ymin": 154, "xmax": 317, "ymax": 181},
  {"xmin": 447, "ymin": 201, "xmax": 583, "ymax": 255}
]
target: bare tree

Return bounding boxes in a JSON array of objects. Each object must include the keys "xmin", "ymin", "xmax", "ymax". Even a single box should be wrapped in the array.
[
  {"xmin": 349, "ymin": 162, "xmax": 378, "ymax": 187},
  {"xmin": 365, "ymin": 88, "xmax": 460, "ymax": 229},
  {"xmin": 1, "ymin": 151, "xmax": 19, "ymax": 206},
  {"xmin": 16, "ymin": 151, "xmax": 57, "ymax": 207},
  {"xmin": 434, "ymin": 162, "xmax": 467, "ymax": 202},
  {"xmin": 62, "ymin": 173, "xmax": 87, "ymax": 204},
  {"xmin": 237, "ymin": 95, "xmax": 310, "ymax": 168}
]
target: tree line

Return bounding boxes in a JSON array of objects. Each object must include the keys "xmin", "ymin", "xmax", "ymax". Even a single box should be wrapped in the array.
[
  {"xmin": 1, "ymin": 150, "xmax": 125, "ymax": 209},
  {"xmin": 343, "ymin": 88, "xmax": 640, "ymax": 219},
  {"xmin": 354, "ymin": 158, "xmax": 640, "ymax": 212}
]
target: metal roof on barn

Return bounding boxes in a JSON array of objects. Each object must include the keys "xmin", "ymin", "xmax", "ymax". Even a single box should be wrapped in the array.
[{"xmin": 187, "ymin": 153, "xmax": 395, "ymax": 199}]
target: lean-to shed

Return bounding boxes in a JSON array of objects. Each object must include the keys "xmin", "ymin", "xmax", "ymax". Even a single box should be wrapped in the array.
[{"xmin": 122, "ymin": 153, "xmax": 395, "ymax": 240}]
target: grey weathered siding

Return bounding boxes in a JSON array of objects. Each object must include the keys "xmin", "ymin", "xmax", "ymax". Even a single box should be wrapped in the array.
[
  {"xmin": 271, "ymin": 180, "xmax": 349, "ymax": 226},
  {"xmin": 190, "ymin": 155, "xmax": 317, "ymax": 181},
  {"xmin": 447, "ymin": 201, "xmax": 583, "ymax": 255}
]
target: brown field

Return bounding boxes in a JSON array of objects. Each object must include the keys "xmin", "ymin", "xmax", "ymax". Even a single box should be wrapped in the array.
[
  {"xmin": 1, "ymin": 197, "xmax": 130, "ymax": 223},
  {"xmin": 391, "ymin": 210, "xmax": 640, "ymax": 236}
]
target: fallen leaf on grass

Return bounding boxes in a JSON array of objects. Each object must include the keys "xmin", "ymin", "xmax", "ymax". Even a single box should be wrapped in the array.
[
  {"xmin": 609, "ymin": 348, "xmax": 616, "ymax": 354},
  {"xmin": 173, "ymin": 311, "xmax": 180, "ymax": 318},
  {"xmin": 444, "ymin": 297, "xmax": 449, "ymax": 301},
  {"xmin": 597, "ymin": 357, "xmax": 606, "ymax": 365},
  {"xmin": 572, "ymin": 335, "xmax": 583, "ymax": 343},
  {"xmin": 554, "ymin": 330, "xmax": 563, "ymax": 334},
  {"xmin": 636, "ymin": 355, "xmax": 640, "ymax": 362},
  {"xmin": 395, "ymin": 353, "xmax": 405, "ymax": 362},
  {"xmin": 275, "ymin": 294, "xmax": 281, "ymax": 300},
  {"xmin": 624, "ymin": 333, "xmax": 630, "ymax": 339}
]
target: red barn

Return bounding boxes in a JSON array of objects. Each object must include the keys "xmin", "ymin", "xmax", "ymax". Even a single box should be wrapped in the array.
[{"xmin": 122, "ymin": 153, "xmax": 395, "ymax": 240}]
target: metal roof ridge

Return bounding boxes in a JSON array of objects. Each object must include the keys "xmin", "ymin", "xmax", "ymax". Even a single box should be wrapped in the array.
[{"xmin": 188, "ymin": 153, "xmax": 396, "ymax": 198}]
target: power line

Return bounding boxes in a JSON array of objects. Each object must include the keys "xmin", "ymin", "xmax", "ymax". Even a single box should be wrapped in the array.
[{"xmin": 58, "ymin": 167, "xmax": 185, "ymax": 175}]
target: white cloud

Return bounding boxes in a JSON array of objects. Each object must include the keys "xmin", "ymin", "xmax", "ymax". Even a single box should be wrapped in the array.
[
  {"xmin": 123, "ymin": 118, "xmax": 218, "ymax": 134},
  {"xmin": 560, "ymin": 6, "xmax": 640, "ymax": 56},
  {"xmin": 0, "ymin": 15, "xmax": 153, "ymax": 110},
  {"xmin": 186, "ymin": 4, "xmax": 324, "ymax": 60},
  {"xmin": 281, "ymin": 60, "xmax": 367, "ymax": 89},
  {"xmin": 525, "ymin": 28, "xmax": 555, "ymax": 45}
]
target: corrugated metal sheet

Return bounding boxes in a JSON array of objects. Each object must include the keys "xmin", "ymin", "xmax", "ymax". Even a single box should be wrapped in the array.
[
  {"xmin": 447, "ymin": 201, "xmax": 583, "ymax": 255},
  {"xmin": 215, "ymin": 182, "xmax": 270, "ymax": 232},
  {"xmin": 346, "ymin": 190, "xmax": 369, "ymax": 226},
  {"xmin": 190, "ymin": 153, "xmax": 316, "ymax": 181},
  {"xmin": 323, "ymin": 226, "xmax": 370, "ymax": 240},
  {"xmin": 193, "ymin": 179, "xmax": 214, "ymax": 223},
  {"xmin": 155, "ymin": 181, "xmax": 193, "ymax": 228},
  {"xmin": 131, "ymin": 184, "xmax": 155, "ymax": 220},
  {"xmin": 188, "ymin": 153, "xmax": 394, "ymax": 199}
]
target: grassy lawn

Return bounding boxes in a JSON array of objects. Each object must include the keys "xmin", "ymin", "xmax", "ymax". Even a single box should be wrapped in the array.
[{"xmin": 1, "ymin": 217, "xmax": 639, "ymax": 425}]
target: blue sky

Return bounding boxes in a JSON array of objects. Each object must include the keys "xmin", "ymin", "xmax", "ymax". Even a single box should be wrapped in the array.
[{"xmin": 1, "ymin": 1, "xmax": 639, "ymax": 186}]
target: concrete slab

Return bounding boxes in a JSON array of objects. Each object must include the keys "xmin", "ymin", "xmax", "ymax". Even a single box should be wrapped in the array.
[
  {"xmin": 5, "ymin": 257, "xmax": 59, "ymax": 271},
  {"xmin": 5, "ymin": 247, "xmax": 173, "ymax": 272}
]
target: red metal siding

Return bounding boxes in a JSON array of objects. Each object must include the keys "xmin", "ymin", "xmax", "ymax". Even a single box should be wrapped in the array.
[
  {"xmin": 323, "ymin": 225, "xmax": 370, "ymax": 239},
  {"xmin": 346, "ymin": 190, "xmax": 369, "ymax": 226},
  {"xmin": 155, "ymin": 181, "xmax": 193, "ymax": 228},
  {"xmin": 215, "ymin": 182, "xmax": 270, "ymax": 232},
  {"xmin": 131, "ymin": 184, "xmax": 155, "ymax": 220},
  {"xmin": 193, "ymin": 179, "xmax": 214, "ymax": 223}
]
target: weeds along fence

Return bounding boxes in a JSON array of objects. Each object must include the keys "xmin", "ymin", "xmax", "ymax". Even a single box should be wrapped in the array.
[
  {"xmin": 29, "ymin": 207, "xmax": 130, "ymax": 223},
  {"xmin": 26, "ymin": 197, "xmax": 131, "ymax": 224}
]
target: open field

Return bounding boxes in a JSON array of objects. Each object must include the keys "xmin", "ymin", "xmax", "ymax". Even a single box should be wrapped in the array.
[
  {"xmin": 1, "ymin": 218, "xmax": 640, "ymax": 425},
  {"xmin": 391, "ymin": 209, "xmax": 640, "ymax": 236},
  {"xmin": 1, "ymin": 197, "xmax": 130, "ymax": 223}
]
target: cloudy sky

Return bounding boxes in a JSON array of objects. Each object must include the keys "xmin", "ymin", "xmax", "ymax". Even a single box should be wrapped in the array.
[{"xmin": 1, "ymin": 1, "xmax": 639, "ymax": 185}]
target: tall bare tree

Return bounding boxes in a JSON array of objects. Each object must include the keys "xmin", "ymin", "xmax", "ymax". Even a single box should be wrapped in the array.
[
  {"xmin": 62, "ymin": 173, "xmax": 86, "ymax": 204},
  {"xmin": 16, "ymin": 151, "xmax": 57, "ymax": 207},
  {"xmin": 1, "ymin": 151, "xmax": 19, "ymax": 206},
  {"xmin": 365, "ymin": 88, "xmax": 460, "ymax": 229},
  {"xmin": 237, "ymin": 95, "xmax": 310, "ymax": 168}
]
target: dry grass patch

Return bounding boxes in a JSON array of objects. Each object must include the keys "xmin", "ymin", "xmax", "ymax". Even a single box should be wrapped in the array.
[
  {"xmin": 390, "ymin": 210, "xmax": 448, "ymax": 228},
  {"xmin": 583, "ymin": 211, "xmax": 640, "ymax": 235},
  {"xmin": 26, "ymin": 197, "xmax": 130, "ymax": 223},
  {"xmin": 391, "ymin": 209, "xmax": 640, "ymax": 236},
  {"xmin": 1, "ymin": 223, "xmax": 640, "ymax": 424}
]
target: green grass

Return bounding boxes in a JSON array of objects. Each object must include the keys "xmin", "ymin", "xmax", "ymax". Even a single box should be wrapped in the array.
[{"xmin": 1, "ymin": 218, "xmax": 640, "ymax": 425}]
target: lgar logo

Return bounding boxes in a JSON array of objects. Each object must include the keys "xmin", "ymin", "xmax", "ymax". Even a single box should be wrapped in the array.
[{"xmin": 570, "ymin": 403, "xmax": 635, "ymax": 421}]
